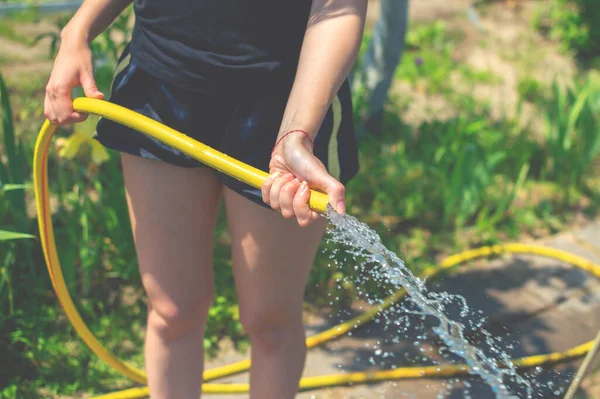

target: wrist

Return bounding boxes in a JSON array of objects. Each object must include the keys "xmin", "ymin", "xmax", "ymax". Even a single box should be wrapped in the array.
[
  {"xmin": 60, "ymin": 23, "xmax": 91, "ymax": 48},
  {"xmin": 273, "ymin": 129, "xmax": 315, "ymax": 156},
  {"xmin": 284, "ymin": 130, "xmax": 314, "ymax": 151}
]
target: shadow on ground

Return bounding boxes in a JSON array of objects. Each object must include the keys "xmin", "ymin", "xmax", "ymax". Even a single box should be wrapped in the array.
[{"xmin": 300, "ymin": 248, "xmax": 600, "ymax": 398}]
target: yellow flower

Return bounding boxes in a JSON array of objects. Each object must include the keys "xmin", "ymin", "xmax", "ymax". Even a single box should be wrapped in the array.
[{"xmin": 59, "ymin": 116, "xmax": 109, "ymax": 165}]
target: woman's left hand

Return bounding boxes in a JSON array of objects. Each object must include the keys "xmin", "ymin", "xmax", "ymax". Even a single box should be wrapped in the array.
[{"xmin": 261, "ymin": 130, "xmax": 346, "ymax": 226}]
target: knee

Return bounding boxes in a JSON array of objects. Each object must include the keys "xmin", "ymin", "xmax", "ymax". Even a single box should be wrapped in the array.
[
  {"xmin": 148, "ymin": 290, "xmax": 214, "ymax": 341},
  {"xmin": 239, "ymin": 305, "xmax": 303, "ymax": 355}
]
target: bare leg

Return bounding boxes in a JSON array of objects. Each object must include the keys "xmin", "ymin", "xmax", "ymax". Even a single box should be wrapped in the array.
[
  {"xmin": 122, "ymin": 154, "xmax": 222, "ymax": 398},
  {"xmin": 224, "ymin": 188, "xmax": 327, "ymax": 399}
]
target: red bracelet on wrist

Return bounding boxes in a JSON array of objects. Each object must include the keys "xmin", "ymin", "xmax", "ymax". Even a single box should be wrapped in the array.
[{"xmin": 271, "ymin": 129, "xmax": 314, "ymax": 155}]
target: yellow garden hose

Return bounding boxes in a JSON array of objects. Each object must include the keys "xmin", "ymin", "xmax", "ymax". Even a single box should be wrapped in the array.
[{"xmin": 33, "ymin": 97, "xmax": 600, "ymax": 398}]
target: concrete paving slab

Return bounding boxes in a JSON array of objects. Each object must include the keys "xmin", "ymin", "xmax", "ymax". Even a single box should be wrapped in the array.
[{"xmin": 571, "ymin": 220, "xmax": 600, "ymax": 249}]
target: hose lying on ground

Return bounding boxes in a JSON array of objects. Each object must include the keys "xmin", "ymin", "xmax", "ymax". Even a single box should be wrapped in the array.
[
  {"xmin": 562, "ymin": 326, "xmax": 600, "ymax": 399},
  {"xmin": 33, "ymin": 98, "xmax": 600, "ymax": 398}
]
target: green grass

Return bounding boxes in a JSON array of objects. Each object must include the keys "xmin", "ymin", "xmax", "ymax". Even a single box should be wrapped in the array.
[
  {"xmin": 394, "ymin": 20, "xmax": 502, "ymax": 97},
  {"xmin": 532, "ymin": 0, "xmax": 600, "ymax": 64},
  {"xmin": 0, "ymin": 19, "xmax": 30, "ymax": 44},
  {"xmin": 517, "ymin": 76, "xmax": 546, "ymax": 103}
]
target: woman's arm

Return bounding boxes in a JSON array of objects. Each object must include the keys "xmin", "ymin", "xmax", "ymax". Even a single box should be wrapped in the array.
[
  {"xmin": 263, "ymin": 0, "xmax": 368, "ymax": 224},
  {"xmin": 61, "ymin": 0, "xmax": 133, "ymax": 44},
  {"xmin": 278, "ymin": 0, "xmax": 368, "ymax": 138},
  {"xmin": 45, "ymin": 0, "xmax": 132, "ymax": 124}
]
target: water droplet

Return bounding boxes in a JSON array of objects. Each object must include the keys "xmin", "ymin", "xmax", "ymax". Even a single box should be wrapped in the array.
[{"xmin": 323, "ymin": 209, "xmax": 531, "ymax": 398}]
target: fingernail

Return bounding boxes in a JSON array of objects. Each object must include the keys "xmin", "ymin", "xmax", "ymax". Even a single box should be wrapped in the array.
[
  {"xmin": 336, "ymin": 200, "xmax": 345, "ymax": 214},
  {"xmin": 300, "ymin": 181, "xmax": 308, "ymax": 193}
]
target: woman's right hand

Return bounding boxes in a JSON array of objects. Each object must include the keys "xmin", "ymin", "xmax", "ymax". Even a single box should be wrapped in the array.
[{"xmin": 44, "ymin": 35, "xmax": 104, "ymax": 125}]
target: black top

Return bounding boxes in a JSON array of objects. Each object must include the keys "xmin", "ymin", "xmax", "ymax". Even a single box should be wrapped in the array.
[{"xmin": 129, "ymin": 0, "xmax": 313, "ymax": 94}]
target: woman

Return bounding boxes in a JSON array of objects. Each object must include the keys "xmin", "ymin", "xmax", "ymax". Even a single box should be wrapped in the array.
[{"xmin": 44, "ymin": 0, "xmax": 367, "ymax": 397}]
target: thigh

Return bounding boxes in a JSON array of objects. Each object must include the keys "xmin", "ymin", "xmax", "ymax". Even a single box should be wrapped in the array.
[
  {"xmin": 122, "ymin": 153, "xmax": 223, "ymax": 311},
  {"xmin": 224, "ymin": 188, "xmax": 327, "ymax": 319}
]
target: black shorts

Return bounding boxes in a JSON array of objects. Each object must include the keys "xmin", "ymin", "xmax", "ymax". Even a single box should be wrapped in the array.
[{"xmin": 95, "ymin": 46, "xmax": 360, "ymax": 209}]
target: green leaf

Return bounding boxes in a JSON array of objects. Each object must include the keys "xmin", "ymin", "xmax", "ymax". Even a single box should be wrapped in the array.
[
  {"xmin": 0, "ymin": 73, "xmax": 16, "ymax": 178},
  {"xmin": 0, "ymin": 161, "xmax": 7, "ymax": 185},
  {"xmin": 0, "ymin": 230, "xmax": 36, "ymax": 241},
  {"xmin": 0, "ymin": 183, "xmax": 30, "ymax": 192},
  {"xmin": 565, "ymin": 87, "xmax": 589, "ymax": 145},
  {"xmin": 489, "ymin": 162, "xmax": 530, "ymax": 226}
]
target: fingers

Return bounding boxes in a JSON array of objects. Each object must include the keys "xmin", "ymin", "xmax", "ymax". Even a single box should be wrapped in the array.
[
  {"xmin": 45, "ymin": 81, "xmax": 79, "ymax": 125},
  {"xmin": 309, "ymin": 171, "xmax": 346, "ymax": 214},
  {"xmin": 44, "ymin": 95, "xmax": 55, "ymax": 124},
  {"xmin": 261, "ymin": 172, "xmax": 280, "ymax": 205},
  {"xmin": 269, "ymin": 173, "xmax": 294, "ymax": 211},
  {"xmin": 44, "ymin": 56, "xmax": 104, "ymax": 126},
  {"xmin": 293, "ymin": 181, "xmax": 320, "ymax": 227},
  {"xmin": 81, "ymin": 70, "xmax": 105, "ymax": 100},
  {"xmin": 261, "ymin": 173, "xmax": 321, "ymax": 226},
  {"xmin": 328, "ymin": 177, "xmax": 346, "ymax": 214},
  {"xmin": 279, "ymin": 178, "xmax": 301, "ymax": 219},
  {"xmin": 70, "ymin": 70, "xmax": 105, "ymax": 123},
  {"xmin": 273, "ymin": 139, "xmax": 346, "ymax": 214}
]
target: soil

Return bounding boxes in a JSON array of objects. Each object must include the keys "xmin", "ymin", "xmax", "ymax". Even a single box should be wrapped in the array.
[{"xmin": 388, "ymin": 0, "xmax": 577, "ymax": 131}]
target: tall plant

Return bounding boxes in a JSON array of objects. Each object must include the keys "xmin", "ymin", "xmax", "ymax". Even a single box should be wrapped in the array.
[
  {"xmin": 0, "ymin": 72, "xmax": 35, "ymax": 313},
  {"xmin": 541, "ymin": 73, "xmax": 600, "ymax": 199},
  {"xmin": 534, "ymin": 0, "xmax": 600, "ymax": 60}
]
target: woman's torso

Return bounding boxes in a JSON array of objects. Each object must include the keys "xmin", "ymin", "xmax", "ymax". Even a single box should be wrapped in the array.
[{"xmin": 129, "ymin": 0, "xmax": 313, "ymax": 94}]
